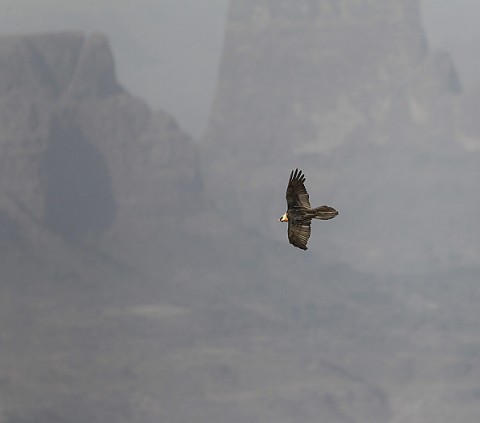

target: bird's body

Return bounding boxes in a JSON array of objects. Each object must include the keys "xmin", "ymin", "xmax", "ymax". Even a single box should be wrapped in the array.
[{"xmin": 279, "ymin": 169, "xmax": 338, "ymax": 250}]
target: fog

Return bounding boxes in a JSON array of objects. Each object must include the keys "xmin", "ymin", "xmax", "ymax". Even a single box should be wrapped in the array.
[
  {"xmin": 1, "ymin": 0, "xmax": 479, "ymax": 137},
  {"xmin": 1, "ymin": 1, "xmax": 480, "ymax": 422}
]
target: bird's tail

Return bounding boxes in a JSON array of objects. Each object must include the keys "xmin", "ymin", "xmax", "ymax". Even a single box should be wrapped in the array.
[{"xmin": 311, "ymin": 205, "xmax": 338, "ymax": 220}]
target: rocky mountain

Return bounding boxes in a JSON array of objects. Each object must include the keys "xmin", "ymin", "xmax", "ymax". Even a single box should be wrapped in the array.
[
  {"xmin": 206, "ymin": 0, "xmax": 428, "ymax": 155},
  {"xmin": 0, "ymin": 31, "xmax": 212, "ymax": 422},
  {"xmin": 2, "ymin": 3, "xmax": 480, "ymax": 422},
  {"xmin": 0, "ymin": 32, "xmax": 201, "ymax": 272},
  {"xmin": 204, "ymin": 0, "xmax": 480, "ymax": 273}
]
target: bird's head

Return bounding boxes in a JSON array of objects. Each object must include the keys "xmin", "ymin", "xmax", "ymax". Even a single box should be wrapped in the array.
[{"xmin": 278, "ymin": 212, "xmax": 288, "ymax": 222}]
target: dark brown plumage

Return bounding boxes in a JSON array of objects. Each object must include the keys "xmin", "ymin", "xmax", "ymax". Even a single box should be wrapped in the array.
[{"xmin": 279, "ymin": 169, "xmax": 338, "ymax": 250}]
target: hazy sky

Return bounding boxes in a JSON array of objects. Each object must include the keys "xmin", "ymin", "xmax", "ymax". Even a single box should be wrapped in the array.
[{"xmin": 0, "ymin": 0, "xmax": 478, "ymax": 138}]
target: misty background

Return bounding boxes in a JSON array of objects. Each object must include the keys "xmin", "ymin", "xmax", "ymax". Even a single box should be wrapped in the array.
[
  {"xmin": 0, "ymin": 1, "xmax": 480, "ymax": 422},
  {"xmin": 0, "ymin": 0, "xmax": 479, "ymax": 137}
]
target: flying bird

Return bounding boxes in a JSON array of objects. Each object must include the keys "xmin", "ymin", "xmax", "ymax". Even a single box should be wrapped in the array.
[{"xmin": 279, "ymin": 169, "xmax": 338, "ymax": 250}]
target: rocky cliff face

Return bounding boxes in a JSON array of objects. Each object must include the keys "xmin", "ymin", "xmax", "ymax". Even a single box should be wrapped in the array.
[
  {"xmin": 208, "ymin": 0, "xmax": 428, "ymax": 156},
  {"xmin": 0, "ymin": 32, "xmax": 200, "ymax": 267},
  {"xmin": 204, "ymin": 0, "xmax": 478, "ymax": 273}
]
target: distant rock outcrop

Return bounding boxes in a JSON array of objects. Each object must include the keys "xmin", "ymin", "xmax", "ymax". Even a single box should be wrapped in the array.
[
  {"xmin": 207, "ymin": 0, "xmax": 429, "ymax": 156},
  {"xmin": 0, "ymin": 32, "xmax": 200, "ymax": 267}
]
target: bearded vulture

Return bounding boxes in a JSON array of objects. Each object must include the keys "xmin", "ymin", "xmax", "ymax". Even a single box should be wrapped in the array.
[{"xmin": 279, "ymin": 169, "xmax": 338, "ymax": 250}]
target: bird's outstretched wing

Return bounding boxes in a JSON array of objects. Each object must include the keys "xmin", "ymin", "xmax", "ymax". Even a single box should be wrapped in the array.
[
  {"xmin": 286, "ymin": 169, "xmax": 311, "ymax": 209},
  {"xmin": 288, "ymin": 220, "xmax": 311, "ymax": 250}
]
